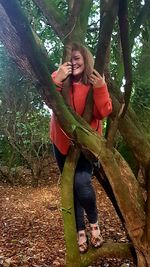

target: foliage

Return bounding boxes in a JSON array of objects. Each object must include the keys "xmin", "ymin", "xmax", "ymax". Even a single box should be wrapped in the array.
[
  {"xmin": 131, "ymin": 39, "xmax": 150, "ymax": 134},
  {"xmin": 19, "ymin": 0, "xmax": 63, "ymax": 67},
  {"xmin": 86, "ymin": 0, "xmax": 100, "ymax": 55},
  {"xmin": 0, "ymin": 44, "xmax": 50, "ymax": 169}
]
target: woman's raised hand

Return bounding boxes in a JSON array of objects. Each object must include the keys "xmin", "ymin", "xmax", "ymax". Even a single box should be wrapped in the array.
[
  {"xmin": 89, "ymin": 69, "xmax": 105, "ymax": 88},
  {"xmin": 54, "ymin": 62, "xmax": 72, "ymax": 84}
]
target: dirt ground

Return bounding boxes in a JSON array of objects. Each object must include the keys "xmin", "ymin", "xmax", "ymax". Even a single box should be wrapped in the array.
[{"xmin": 0, "ymin": 157, "xmax": 135, "ymax": 267}]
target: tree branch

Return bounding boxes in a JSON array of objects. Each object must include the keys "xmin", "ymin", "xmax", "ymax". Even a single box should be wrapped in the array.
[
  {"xmin": 111, "ymin": 92, "xmax": 150, "ymax": 168},
  {"xmin": 81, "ymin": 243, "xmax": 134, "ymax": 267},
  {"xmin": 66, "ymin": 0, "xmax": 81, "ymax": 37},
  {"xmin": 83, "ymin": 0, "xmax": 119, "ymax": 146},
  {"xmin": 61, "ymin": 147, "xmax": 81, "ymax": 266},
  {"xmin": 0, "ymin": 5, "xmax": 34, "ymax": 79},
  {"xmin": 33, "ymin": 0, "xmax": 66, "ymax": 39},
  {"xmin": 112, "ymin": 0, "xmax": 150, "ymax": 88},
  {"xmin": 64, "ymin": 0, "xmax": 93, "ymax": 43},
  {"xmin": 130, "ymin": 0, "xmax": 150, "ymax": 48},
  {"xmin": 118, "ymin": 0, "xmax": 132, "ymax": 116},
  {"xmin": 66, "ymin": 0, "xmax": 74, "ymax": 11},
  {"xmin": 106, "ymin": 0, "xmax": 133, "ymax": 148},
  {"xmin": 146, "ymin": 168, "xmax": 150, "ymax": 243},
  {"xmin": 94, "ymin": 0, "xmax": 119, "ymax": 148},
  {"xmin": 93, "ymin": 162, "xmax": 124, "ymax": 223},
  {"xmin": 95, "ymin": 0, "xmax": 119, "ymax": 75},
  {"xmin": 106, "ymin": 103, "xmax": 125, "ymax": 148}
]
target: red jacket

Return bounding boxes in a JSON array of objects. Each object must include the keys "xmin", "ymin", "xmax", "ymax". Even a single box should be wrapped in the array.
[{"xmin": 50, "ymin": 73, "xmax": 112, "ymax": 155}]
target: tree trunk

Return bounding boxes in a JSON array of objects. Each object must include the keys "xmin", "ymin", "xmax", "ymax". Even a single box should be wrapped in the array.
[{"xmin": 1, "ymin": 0, "xmax": 150, "ymax": 266}]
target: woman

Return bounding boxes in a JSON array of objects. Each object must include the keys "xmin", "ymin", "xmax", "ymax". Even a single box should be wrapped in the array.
[{"xmin": 50, "ymin": 42, "xmax": 112, "ymax": 253}]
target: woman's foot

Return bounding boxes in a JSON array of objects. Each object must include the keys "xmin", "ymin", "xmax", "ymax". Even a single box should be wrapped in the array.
[
  {"xmin": 78, "ymin": 230, "xmax": 88, "ymax": 253},
  {"xmin": 90, "ymin": 222, "xmax": 104, "ymax": 248}
]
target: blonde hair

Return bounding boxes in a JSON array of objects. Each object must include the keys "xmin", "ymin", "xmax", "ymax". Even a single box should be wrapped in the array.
[{"xmin": 71, "ymin": 42, "xmax": 94, "ymax": 84}]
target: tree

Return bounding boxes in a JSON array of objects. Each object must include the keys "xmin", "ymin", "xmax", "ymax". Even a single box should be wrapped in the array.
[
  {"xmin": 0, "ymin": 0, "xmax": 150, "ymax": 266},
  {"xmin": 0, "ymin": 45, "xmax": 50, "ymax": 186},
  {"xmin": 132, "ymin": 39, "xmax": 150, "ymax": 133}
]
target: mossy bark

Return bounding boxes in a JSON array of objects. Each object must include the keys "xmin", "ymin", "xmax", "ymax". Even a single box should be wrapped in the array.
[{"xmin": 61, "ymin": 147, "xmax": 81, "ymax": 266}]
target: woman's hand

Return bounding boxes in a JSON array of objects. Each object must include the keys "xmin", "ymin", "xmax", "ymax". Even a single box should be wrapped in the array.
[
  {"xmin": 54, "ymin": 62, "xmax": 72, "ymax": 84},
  {"xmin": 89, "ymin": 69, "xmax": 105, "ymax": 88}
]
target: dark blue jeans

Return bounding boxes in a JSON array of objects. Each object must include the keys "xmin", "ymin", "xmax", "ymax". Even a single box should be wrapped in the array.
[{"xmin": 53, "ymin": 144, "xmax": 98, "ymax": 231}]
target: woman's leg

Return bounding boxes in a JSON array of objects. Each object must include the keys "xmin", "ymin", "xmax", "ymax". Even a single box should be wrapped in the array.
[
  {"xmin": 53, "ymin": 145, "xmax": 85, "ymax": 231},
  {"xmin": 75, "ymin": 153, "xmax": 104, "ymax": 248},
  {"xmin": 74, "ymin": 193, "xmax": 85, "ymax": 231},
  {"xmin": 74, "ymin": 153, "xmax": 98, "ymax": 228},
  {"xmin": 52, "ymin": 144, "xmax": 66, "ymax": 172}
]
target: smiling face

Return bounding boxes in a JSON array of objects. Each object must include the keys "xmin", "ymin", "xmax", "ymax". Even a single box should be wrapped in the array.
[{"xmin": 71, "ymin": 50, "xmax": 85, "ymax": 82}]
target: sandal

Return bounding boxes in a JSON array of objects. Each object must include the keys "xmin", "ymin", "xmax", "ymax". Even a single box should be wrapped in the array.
[
  {"xmin": 90, "ymin": 223, "xmax": 104, "ymax": 248},
  {"xmin": 78, "ymin": 230, "xmax": 88, "ymax": 253}
]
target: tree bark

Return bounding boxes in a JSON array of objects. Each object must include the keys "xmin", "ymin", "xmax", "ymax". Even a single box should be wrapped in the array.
[
  {"xmin": 1, "ymin": 0, "xmax": 150, "ymax": 265},
  {"xmin": 95, "ymin": 0, "xmax": 119, "ymax": 75},
  {"xmin": 33, "ymin": 0, "xmax": 66, "ymax": 39},
  {"xmin": 61, "ymin": 147, "xmax": 81, "ymax": 266},
  {"xmin": 111, "ymin": 94, "xmax": 150, "ymax": 168},
  {"xmin": 118, "ymin": 0, "xmax": 132, "ymax": 115}
]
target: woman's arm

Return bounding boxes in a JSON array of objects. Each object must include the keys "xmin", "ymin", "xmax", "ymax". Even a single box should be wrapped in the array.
[
  {"xmin": 89, "ymin": 69, "xmax": 112, "ymax": 119},
  {"xmin": 93, "ymin": 83, "xmax": 112, "ymax": 119}
]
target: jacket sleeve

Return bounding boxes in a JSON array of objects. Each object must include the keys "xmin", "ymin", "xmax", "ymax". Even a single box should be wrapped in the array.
[
  {"xmin": 51, "ymin": 71, "xmax": 62, "ymax": 92},
  {"xmin": 93, "ymin": 83, "xmax": 112, "ymax": 119}
]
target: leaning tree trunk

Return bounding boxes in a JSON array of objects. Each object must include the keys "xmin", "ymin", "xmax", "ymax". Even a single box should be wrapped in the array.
[{"xmin": 1, "ymin": 0, "xmax": 150, "ymax": 266}]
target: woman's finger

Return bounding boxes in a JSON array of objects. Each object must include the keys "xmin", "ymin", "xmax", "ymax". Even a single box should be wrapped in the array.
[
  {"xmin": 67, "ymin": 62, "xmax": 72, "ymax": 66},
  {"xmin": 93, "ymin": 69, "xmax": 102, "ymax": 78},
  {"xmin": 64, "ymin": 62, "xmax": 72, "ymax": 67},
  {"xmin": 89, "ymin": 78, "xmax": 95, "ymax": 84},
  {"xmin": 90, "ymin": 74, "xmax": 95, "ymax": 79}
]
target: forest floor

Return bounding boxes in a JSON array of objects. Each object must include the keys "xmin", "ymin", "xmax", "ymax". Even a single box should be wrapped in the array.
[{"xmin": 0, "ymin": 156, "xmax": 135, "ymax": 267}]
